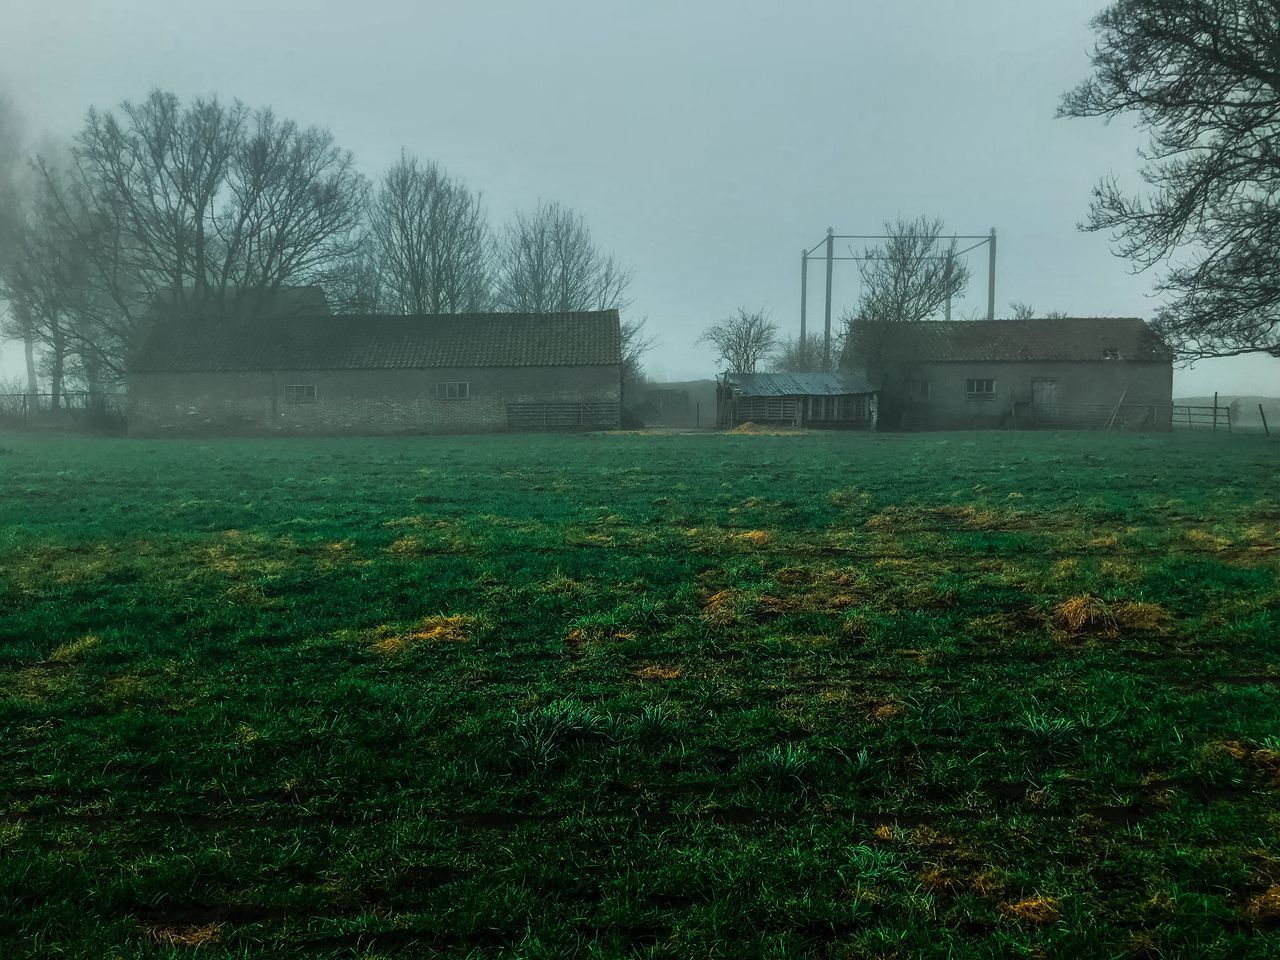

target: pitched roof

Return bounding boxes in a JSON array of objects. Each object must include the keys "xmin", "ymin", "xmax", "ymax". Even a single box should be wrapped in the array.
[
  {"xmin": 724, "ymin": 371, "xmax": 879, "ymax": 396},
  {"xmin": 130, "ymin": 310, "xmax": 623, "ymax": 373},
  {"xmin": 146, "ymin": 285, "xmax": 331, "ymax": 319},
  {"xmin": 846, "ymin": 318, "xmax": 1173, "ymax": 364}
]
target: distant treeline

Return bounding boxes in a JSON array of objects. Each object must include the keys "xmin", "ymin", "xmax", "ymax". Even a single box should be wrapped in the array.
[{"xmin": 0, "ymin": 89, "xmax": 647, "ymax": 403}]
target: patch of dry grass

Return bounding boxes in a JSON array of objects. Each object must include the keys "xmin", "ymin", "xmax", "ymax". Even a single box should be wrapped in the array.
[
  {"xmin": 149, "ymin": 923, "xmax": 222, "ymax": 947},
  {"xmin": 1051, "ymin": 594, "xmax": 1172, "ymax": 638},
  {"xmin": 635, "ymin": 664, "xmax": 682, "ymax": 681},
  {"xmin": 385, "ymin": 536, "xmax": 426, "ymax": 555},
  {"xmin": 369, "ymin": 615, "xmax": 474, "ymax": 656},
  {"xmin": 1000, "ymin": 895, "xmax": 1060, "ymax": 924},
  {"xmin": 1246, "ymin": 884, "xmax": 1280, "ymax": 923},
  {"xmin": 48, "ymin": 635, "xmax": 100, "ymax": 663}
]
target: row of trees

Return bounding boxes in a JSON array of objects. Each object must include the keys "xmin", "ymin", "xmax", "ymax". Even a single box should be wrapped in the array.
[{"xmin": 0, "ymin": 90, "xmax": 644, "ymax": 403}]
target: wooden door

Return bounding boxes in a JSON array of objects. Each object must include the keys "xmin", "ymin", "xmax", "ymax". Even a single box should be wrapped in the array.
[{"xmin": 1031, "ymin": 379, "xmax": 1058, "ymax": 419}]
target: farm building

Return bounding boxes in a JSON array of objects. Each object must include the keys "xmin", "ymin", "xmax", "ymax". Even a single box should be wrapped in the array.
[
  {"xmin": 845, "ymin": 317, "xmax": 1174, "ymax": 431},
  {"xmin": 716, "ymin": 372, "xmax": 879, "ymax": 429},
  {"xmin": 128, "ymin": 310, "xmax": 623, "ymax": 436}
]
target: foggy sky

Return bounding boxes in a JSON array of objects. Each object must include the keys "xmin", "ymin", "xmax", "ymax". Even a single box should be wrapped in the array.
[{"xmin": 2, "ymin": 0, "xmax": 1275, "ymax": 395}]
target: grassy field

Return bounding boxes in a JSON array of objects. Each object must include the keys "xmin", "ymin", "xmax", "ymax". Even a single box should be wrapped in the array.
[{"xmin": 1, "ymin": 429, "xmax": 1278, "ymax": 959}]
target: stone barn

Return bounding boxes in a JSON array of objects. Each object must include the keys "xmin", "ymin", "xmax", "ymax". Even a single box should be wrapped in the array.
[
  {"xmin": 845, "ymin": 317, "xmax": 1174, "ymax": 431},
  {"xmin": 128, "ymin": 310, "xmax": 623, "ymax": 436}
]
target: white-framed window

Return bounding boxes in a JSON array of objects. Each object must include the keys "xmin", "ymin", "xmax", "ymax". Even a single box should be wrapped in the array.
[
  {"xmin": 436, "ymin": 381, "xmax": 470, "ymax": 400},
  {"xmin": 283, "ymin": 384, "xmax": 317, "ymax": 404},
  {"xmin": 965, "ymin": 378, "xmax": 996, "ymax": 400},
  {"xmin": 906, "ymin": 378, "xmax": 931, "ymax": 401}
]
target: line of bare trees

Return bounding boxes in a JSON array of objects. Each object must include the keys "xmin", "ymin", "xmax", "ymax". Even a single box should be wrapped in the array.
[{"xmin": 0, "ymin": 88, "xmax": 647, "ymax": 405}]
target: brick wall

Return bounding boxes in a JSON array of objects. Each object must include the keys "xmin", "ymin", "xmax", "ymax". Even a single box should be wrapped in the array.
[
  {"xmin": 128, "ymin": 365, "xmax": 622, "ymax": 436},
  {"xmin": 875, "ymin": 360, "xmax": 1173, "ymax": 430}
]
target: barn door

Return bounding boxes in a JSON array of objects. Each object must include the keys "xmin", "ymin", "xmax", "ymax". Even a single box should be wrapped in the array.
[{"xmin": 1031, "ymin": 379, "xmax": 1058, "ymax": 420}]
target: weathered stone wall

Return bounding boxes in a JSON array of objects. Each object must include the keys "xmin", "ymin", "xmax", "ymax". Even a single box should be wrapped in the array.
[
  {"xmin": 875, "ymin": 360, "xmax": 1174, "ymax": 430},
  {"xmin": 128, "ymin": 365, "xmax": 622, "ymax": 436}
]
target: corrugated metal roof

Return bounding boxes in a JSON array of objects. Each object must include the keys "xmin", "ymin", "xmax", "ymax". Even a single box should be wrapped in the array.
[
  {"xmin": 130, "ymin": 311, "xmax": 623, "ymax": 373},
  {"xmin": 845, "ymin": 318, "xmax": 1173, "ymax": 363},
  {"xmin": 724, "ymin": 371, "xmax": 879, "ymax": 397}
]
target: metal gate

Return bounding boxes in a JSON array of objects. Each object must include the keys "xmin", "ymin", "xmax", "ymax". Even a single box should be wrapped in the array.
[{"xmin": 506, "ymin": 401, "xmax": 621, "ymax": 431}]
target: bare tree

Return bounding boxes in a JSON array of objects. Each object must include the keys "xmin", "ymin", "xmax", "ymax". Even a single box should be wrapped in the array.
[
  {"xmin": 1009, "ymin": 301, "xmax": 1037, "ymax": 321},
  {"xmin": 1010, "ymin": 302, "xmax": 1069, "ymax": 321},
  {"xmin": 854, "ymin": 216, "xmax": 971, "ymax": 325},
  {"xmin": 698, "ymin": 307, "xmax": 779, "ymax": 373},
  {"xmin": 773, "ymin": 333, "xmax": 837, "ymax": 372},
  {"xmin": 495, "ymin": 201, "xmax": 631, "ymax": 313},
  {"xmin": 368, "ymin": 153, "xmax": 492, "ymax": 314},
  {"xmin": 0, "ymin": 94, "xmax": 40, "ymax": 399},
  {"xmin": 319, "ymin": 231, "xmax": 384, "ymax": 313},
  {"xmin": 839, "ymin": 216, "xmax": 971, "ymax": 370},
  {"xmin": 1060, "ymin": 1, "xmax": 1280, "ymax": 359},
  {"xmin": 0, "ymin": 163, "xmax": 94, "ymax": 407},
  {"xmin": 32, "ymin": 89, "xmax": 367, "ymax": 380}
]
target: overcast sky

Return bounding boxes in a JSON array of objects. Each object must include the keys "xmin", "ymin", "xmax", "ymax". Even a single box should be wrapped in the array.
[{"xmin": 1, "ymin": 0, "xmax": 1275, "ymax": 394}]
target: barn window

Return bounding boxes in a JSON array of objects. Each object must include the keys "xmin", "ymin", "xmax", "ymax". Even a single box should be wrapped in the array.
[
  {"xmin": 906, "ymin": 378, "xmax": 931, "ymax": 401},
  {"xmin": 965, "ymin": 378, "xmax": 996, "ymax": 400},
  {"xmin": 436, "ymin": 381, "xmax": 470, "ymax": 400},
  {"xmin": 1103, "ymin": 347, "xmax": 1119, "ymax": 359},
  {"xmin": 283, "ymin": 384, "xmax": 316, "ymax": 404}
]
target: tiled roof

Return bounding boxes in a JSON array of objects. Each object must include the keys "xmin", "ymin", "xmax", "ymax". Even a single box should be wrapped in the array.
[
  {"xmin": 130, "ymin": 311, "xmax": 623, "ymax": 373},
  {"xmin": 846, "ymin": 318, "xmax": 1173, "ymax": 363},
  {"xmin": 724, "ymin": 371, "xmax": 879, "ymax": 396}
]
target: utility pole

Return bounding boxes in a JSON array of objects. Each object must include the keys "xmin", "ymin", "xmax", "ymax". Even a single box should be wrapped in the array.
[
  {"xmin": 823, "ymin": 227, "xmax": 834, "ymax": 370},
  {"xmin": 987, "ymin": 228, "xmax": 997, "ymax": 322},
  {"xmin": 944, "ymin": 250, "xmax": 954, "ymax": 322},
  {"xmin": 800, "ymin": 251, "xmax": 808, "ymax": 367}
]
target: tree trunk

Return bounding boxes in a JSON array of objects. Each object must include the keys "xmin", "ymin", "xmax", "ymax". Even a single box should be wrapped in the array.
[
  {"xmin": 23, "ymin": 333, "xmax": 38, "ymax": 400},
  {"xmin": 49, "ymin": 314, "xmax": 65, "ymax": 411}
]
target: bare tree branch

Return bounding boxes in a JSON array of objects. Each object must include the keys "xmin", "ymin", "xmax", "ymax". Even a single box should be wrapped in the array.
[
  {"xmin": 367, "ymin": 152, "xmax": 492, "ymax": 314},
  {"xmin": 698, "ymin": 307, "xmax": 779, "ymax": 373},
  {"xmin": 495, "ymin": 201, "xmax": 632, "ymax": 313},
  {"xmin": 1060, "ymin": 1, "xmax": 1280, "ymax": 359}
]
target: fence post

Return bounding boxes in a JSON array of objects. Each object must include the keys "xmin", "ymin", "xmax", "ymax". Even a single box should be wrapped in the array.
[
  {"xmin": 1261, "ymin": 404, "xmax": 1271, "ymax": 439},
  {"xmin": 1213, "ymin": 392, "xmax": 1218, "ymax": 432}
]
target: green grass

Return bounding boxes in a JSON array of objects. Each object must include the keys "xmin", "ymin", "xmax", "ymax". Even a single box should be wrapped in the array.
[{"xmin": 1, "ymin": 429, "xmax": 1278, "ymax": 958}]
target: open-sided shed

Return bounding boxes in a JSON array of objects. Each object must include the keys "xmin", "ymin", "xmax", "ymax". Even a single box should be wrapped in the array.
[{"xmin": 716, "ymin": 372, "xmax": 879, "ymax": 430}]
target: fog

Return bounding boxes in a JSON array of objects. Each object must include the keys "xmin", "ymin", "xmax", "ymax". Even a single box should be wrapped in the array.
[{"xmin": 0, "ymin": 0, "xmax": 1275, "ymax": 393}]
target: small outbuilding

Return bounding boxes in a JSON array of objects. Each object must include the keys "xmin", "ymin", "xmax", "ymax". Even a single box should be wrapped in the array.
[
  {"xmin": 716, "ymin": 372, "xmax": 879, "ymax": 430},
  {"xmin": 128, "ymin": 310, "xmax": 623, "ymax": 436},
  {"xmin": 845, "ymin": 317, "xmax": 1174, "ymax": 431}
]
